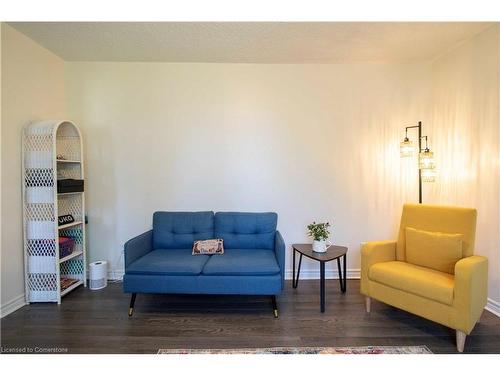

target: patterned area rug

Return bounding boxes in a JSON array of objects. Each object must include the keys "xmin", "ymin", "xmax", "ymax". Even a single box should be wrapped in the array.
[{"xmin": 158, "ymin": 346, "xmax": 432, "ymax": 354}]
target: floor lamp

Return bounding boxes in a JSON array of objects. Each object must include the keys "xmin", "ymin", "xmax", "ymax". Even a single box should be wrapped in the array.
[{"xmin": 400, "ymin": 121, "xmax": 436, "ymax": 203}]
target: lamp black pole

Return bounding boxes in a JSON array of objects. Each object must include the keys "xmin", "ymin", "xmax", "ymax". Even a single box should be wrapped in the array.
[{"xmin": 405, "ymin": 121, "xmax": 423, "ymax": 204}]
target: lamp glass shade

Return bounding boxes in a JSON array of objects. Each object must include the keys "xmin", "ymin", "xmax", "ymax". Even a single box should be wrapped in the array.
[
  {"xmin": 421, "ymin": 168, "xmax": 437, "ymax": 182},
  {"xmin": 419, "ymin": 150, "xmax": 436, "ymax": 169},
  {"xmin": 400, "ymin": 139, "xmax": 414, "ymax": 157}
]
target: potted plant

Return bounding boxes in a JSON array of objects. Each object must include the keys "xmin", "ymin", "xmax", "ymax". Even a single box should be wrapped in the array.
[{"xmin": 307, "ymin": 222, "xmax": 332, "ymax": 253}]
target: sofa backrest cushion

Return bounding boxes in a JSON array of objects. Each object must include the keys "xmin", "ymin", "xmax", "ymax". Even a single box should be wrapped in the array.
[
  {"xmin": 397, "ymin": 204, "xmax": 477, "ymax": 261},
  {"xmin": 153, "ymin": 211, "xmax": 214, "ymax": 249},
  {"xmin": 405, "ymin": 226, "xmax": 464, "ymax": 274},
  {"xmin": 214, "ymin": 212, "xmax": 277, "ymax": 250}
]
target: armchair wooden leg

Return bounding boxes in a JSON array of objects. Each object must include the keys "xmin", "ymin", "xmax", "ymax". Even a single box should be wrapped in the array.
[
  {"xmin": 271, "ymin": 295, "xmax": 278, "ymax": 318},
  {"xmin": 456, "ymin": 330, "xmax": 466, "ymax": 353},
  {"xmin": 365, "ymin": 296, "xmax": 371, "ymax": 313},
  {"xmin": 128, "ymin": 293, "xmax": 137, "ymax": 317}
]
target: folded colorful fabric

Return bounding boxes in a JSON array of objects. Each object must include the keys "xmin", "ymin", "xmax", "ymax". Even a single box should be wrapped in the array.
[{"xmin": 192, "ymin": 239, "xmax": 224, "ymax": 255}]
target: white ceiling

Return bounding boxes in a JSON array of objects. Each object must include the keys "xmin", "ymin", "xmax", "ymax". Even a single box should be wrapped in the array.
[{"xmin": 9, "ymin": 22, "xmax": 493, "ymax": 63}]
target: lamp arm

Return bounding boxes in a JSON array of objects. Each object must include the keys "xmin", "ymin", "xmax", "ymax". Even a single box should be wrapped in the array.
[{"xmin": 419, "ymin": 135, "xmax": 429, "ymax": 151}]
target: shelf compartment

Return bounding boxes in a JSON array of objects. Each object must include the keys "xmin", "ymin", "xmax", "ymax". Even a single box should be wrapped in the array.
[
  {"xmin": 56, "ymin": 131, "xmax": 81, "ymax": 162},
  {"xmin": 60, "ymin": 257, "xmax": 85, "ymax": 295},
  {"xmin": 60, "ymin": 279, "xmax": 83, "ymax": 296},
  {"xmin": 56, "ymin": 163, "xmax": 82, "ymax": 180},
  {"xmin": 57, "ymin": 193, "xmax": 83, "ymax": 223}
]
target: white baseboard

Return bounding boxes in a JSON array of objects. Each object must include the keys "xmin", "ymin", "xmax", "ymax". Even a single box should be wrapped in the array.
[
  {"xmin": 1, "ymin": 293, "xmax": 27, "ymax": 318},
  {"xmin": 108, "ymin": 269, "xmax": 124, "ymax": 281},
  {"xmin": 87, "ymin": 268, "xmax": 125, "ymax": 281},
  {"xmin": 486, "ymin": 298, "xmax": 500, "ymax": 317},
  {"xmin": 107, "ymin": 268, "xmax": 361, "ymax": 281},
  {"xmin": 284, "ymin": 268, "xmax": 360, "ymax": 280}
]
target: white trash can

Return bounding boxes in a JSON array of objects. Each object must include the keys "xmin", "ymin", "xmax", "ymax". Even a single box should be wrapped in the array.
[{"xmin": 89, "ymin": 260, "xmax": 108, "ymax": 290}]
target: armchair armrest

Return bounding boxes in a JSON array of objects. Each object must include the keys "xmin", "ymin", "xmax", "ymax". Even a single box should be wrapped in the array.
[
  {"xmin": 454, "ymin": 255, "xmax": 488, "ymax": 333},
  {"xmin": 361, "ymin": 240, "xmax": 397, "ymax": 295},
  {"xmin": 274, "ymin": 231, "xmax": 286, "ymax": 290},
  {"xmin": 124, "ymin": 230, "xmax": 153, "ymax": 268}
]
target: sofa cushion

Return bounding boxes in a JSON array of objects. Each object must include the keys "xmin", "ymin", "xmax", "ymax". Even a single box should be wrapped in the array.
[
  {"xmin": 405, "ymin": 227, "xmax": 463, "ymax": 274},
  {"xmin": 153, "ymin": 211, "xmax": 214, "ymax": 249},
  {"xmin": 214, "ymin": 212, "xmax": 277, "ymax": 249},
  {"xmin": 369, "ymin": 261, "xmax": 455, "ymax": 305},
  {"xmin": 127, "ymin": 249, "xmax": 209, "ymax": 276},
  {"xmin": 202, "ymin": 249, "xmax": 280, "ymax": 276}
]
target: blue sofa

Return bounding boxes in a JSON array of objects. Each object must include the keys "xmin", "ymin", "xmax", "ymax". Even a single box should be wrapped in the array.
[{"xmin": 123, "ymin": 211, "xmax": 285, "ymax": 317}]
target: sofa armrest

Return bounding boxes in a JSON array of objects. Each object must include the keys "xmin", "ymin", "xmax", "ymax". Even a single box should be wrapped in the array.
[
  {"xmin": 274, "ymin": 231, "xmax": 286, "ymax": 290},
  {"xmin": 124, "ymin": 230, "xmax": 153, "ymax": 268},
  {"xmin": 360, "ymin": 240, "xmax": 397, "ymax": 295},
  {"xmin": 454, "ymin": 255, "xmax": 488, "ymax": 333}
]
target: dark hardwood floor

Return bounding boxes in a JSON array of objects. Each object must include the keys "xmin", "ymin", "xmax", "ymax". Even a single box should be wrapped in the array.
[{"xmin": 1, "ymin": 280, "xmax": 499, "ymax": 354}]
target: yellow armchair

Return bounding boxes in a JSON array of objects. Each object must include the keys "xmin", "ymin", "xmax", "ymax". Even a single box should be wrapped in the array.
[{"xmin": 361, "ymin": 204, "xmax": 488, "ymax": 352}]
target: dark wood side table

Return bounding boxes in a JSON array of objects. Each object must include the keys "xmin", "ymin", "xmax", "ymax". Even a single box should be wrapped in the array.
[{"xmin": 292, "ymin": 244, "xmax": 348, "ymax": 313}]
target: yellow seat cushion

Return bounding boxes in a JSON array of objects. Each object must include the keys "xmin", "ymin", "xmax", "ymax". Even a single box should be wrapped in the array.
[
  {"xmin": 369, "ymin": 261, "xmax": 455, "ymax": 305},
  {"xmin": 405, "ymin": 227, "xmax": 463, "ymax": 274}
]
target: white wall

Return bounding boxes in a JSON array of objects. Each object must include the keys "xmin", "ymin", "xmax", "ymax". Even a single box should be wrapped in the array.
[
  {"xmin": 427, "ymin": 25, "xmax": 500, "ymax": 311},
  {"xmin": 66, "ymin": 62, "xmax": 430, "ymax": 279},
  {"xmin": 1, "ymin": 24, "xmax": 66, "ymax": 315}
]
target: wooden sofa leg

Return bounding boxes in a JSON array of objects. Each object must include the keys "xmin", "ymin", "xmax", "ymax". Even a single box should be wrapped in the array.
[
  {"xmin": 271, "ymin": 295, "xmax": 278, "ymax": 318},
  {"xmin": 456, "ymin": 330, "xmax": 467, "ymax": 353},
  {"xmin": 365, "ymin": 296, "xmax": 371, "ymax": 313},
  {"xmin": 129, "ymin": 293, "xmax": 137, "ymax": 317}
]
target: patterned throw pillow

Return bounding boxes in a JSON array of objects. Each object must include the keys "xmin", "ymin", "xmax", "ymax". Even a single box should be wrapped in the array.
[{"xmin": 192, "ymin": 239, "xmax": 224, "ymax": 255}]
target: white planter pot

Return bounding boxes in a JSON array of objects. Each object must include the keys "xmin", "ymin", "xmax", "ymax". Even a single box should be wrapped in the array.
[{"xmin": 312, "ymin": 240, "xmax": 328, "ymax": 253}]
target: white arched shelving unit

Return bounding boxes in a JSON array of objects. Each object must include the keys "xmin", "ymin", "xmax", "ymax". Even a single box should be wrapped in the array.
[{"xmin": 22, "ymin": 120, "xmax": 87, "ymax": 303}]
